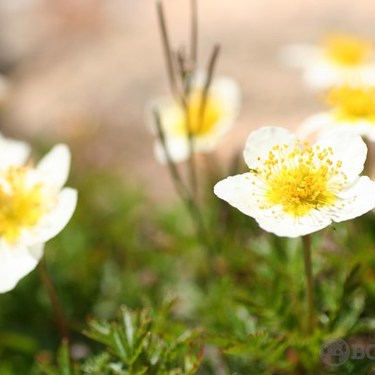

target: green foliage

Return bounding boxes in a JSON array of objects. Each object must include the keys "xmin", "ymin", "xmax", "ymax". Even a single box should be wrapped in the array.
[
  {"xmin": 37, "ymin": 304, "xmax": 202, "ymax": 374},
  {"xmin": 1, "ymin": 164, "xmax": 375, "ymax": 374}
]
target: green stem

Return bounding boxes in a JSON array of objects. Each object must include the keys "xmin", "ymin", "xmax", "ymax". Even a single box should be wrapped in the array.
[
  {"xmin": 302, "ymin": 234, "xmax": 315, "ymax": 334},
  {"xmin": 39, "ymin": 258, "xmax": 69, "ymax": 339}
]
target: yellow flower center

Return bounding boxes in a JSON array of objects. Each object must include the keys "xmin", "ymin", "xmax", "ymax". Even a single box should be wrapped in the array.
[
  {"xmin": 252, "ymin": 142, "xmax": 345, "ymax": 217},
  {"xmin": 327, "ymin": 85, "xmax": 375, "ymax": 121},
  {"xmin": 173, "ymin": 91, "xmax": 224, "ymax": 136},
  {"xmin": 0, "ymin": 166, "xmax": 46, "ymax": 243},
  {"xmin": 323, "ymin": 34, "xmax": 372, "ymax": 66}
]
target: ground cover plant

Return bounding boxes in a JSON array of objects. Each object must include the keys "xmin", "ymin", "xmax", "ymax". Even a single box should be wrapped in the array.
[{"xmin": 1, "ymin": 1, "xmax": 375, "ymax": 374}]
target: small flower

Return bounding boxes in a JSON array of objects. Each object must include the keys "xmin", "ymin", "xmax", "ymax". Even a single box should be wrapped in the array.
[
  {"xmin": 147, "ymin": 73, "xmax": 240, "ymax": 163},
  {"xmin": 0, "ymin": 135, "xmax": 77, "ymax": 293},
  {"xmin": 214, "ymin": 127, "xmax": 375, "ymax": 238},
  {"xmin": 299, "ymin": 84, "xmax": 375, "ymax": 142},
  {"xmin": 282, "ymin": 33, "xmax": 375, "ymax": 89}
]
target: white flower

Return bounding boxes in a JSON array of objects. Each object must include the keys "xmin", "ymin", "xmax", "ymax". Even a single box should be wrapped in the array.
[
  {"xmin": 299, "ymin": 85, "xmax": 375, "ymax": 142},
  {"xmin": 147, "ymin": 73, "xmax": 240, "ymax": 163},
  {"xmin": 214, "ymin": 126, "xmax": 375, "ymax": 238},
  {"xmin": 282, "ymin": 33, "xmax": 375, "ymax": 89},
  {"xmin": 0, "ymin": 135, "xmax": 77, "ymax": 293}
]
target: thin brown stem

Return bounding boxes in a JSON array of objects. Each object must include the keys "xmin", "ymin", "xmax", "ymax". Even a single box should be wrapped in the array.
[
  {"xmin": 176, "ymin": 49, "xmax": 187, "ymax": 79},
  {"xmin": 302, "ymin": 235, "xmax": 315, "ymax": 334},
  {"xmin": 176, "ymin": 49, "xmax": 192, "ymax": 94},
  {"xmin": 156, "ymin": 1, "xmax": 179, "ymax": 99},
  {"xmin": 153, "ymin": 109, "xmax": 190, "ymax": 202},
  {"xmin": 153, "ymin": 109, "xmax": 213, "ymax": 253},
  {"xmin": 364, "ymin": 138, "xmax": 375, "ymax": 177},
  {"xmin": 153, "ymin": 0, "xmax": 215, "ymax": 256},
  {"xmin": 181, "ymin": 46, "xmax": 220, "ymax": 198},
  {"xmin": 190, "ymin": 0, "xmax": 198, "ymax": 65},
  {"xmin": 181, "ymin": 96, "xmax": 199, "ymax": 196},
  {"xmin": 198, "ymin": 44, "xmax": 220, "ymax": 131},
  {"xmin": 39, "ymin": 258, "xmax": 69, "ymax": 339}
]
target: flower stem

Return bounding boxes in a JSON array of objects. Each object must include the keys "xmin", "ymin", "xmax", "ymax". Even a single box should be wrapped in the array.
[
  {"xmin": 190, "ymin": 0, "xmax": 198, "ymax": 64},
  {"xmin": 364, "ymin": 138, "xmax": 375, "ymax": 178},
  {"xmin": 302, "ymin": 234, "xmax": 315, "ymax": 334},
  {"xmin": 156, "ymin": 1, "xmax": 180, "ymax": 100},
  {"xmin": 153, "ymin": 109, "xmax": 213, "ymax": 253},
  {"xmin": 198, "ymin": 44, "xmax": 220, "ymax": 131},
  {"xmin": 39, "ymin": 258, "xmax": 69, "ymax": 339}
]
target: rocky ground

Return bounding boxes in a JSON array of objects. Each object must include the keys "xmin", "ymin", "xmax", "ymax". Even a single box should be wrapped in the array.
[{"xmin": 0, "ymin": 0, "xmax": 374, "ymax": 200}]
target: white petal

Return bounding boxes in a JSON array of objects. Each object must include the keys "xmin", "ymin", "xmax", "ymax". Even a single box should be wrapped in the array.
[
  {"xmin": 303, "ymin": 62, "xmax": 375, "ymax": 90},
  {"xmin": 154, "ymin": 138, "xmax": 191, "ymax": 164},
  {"xmin": 303, "ymin": 63, "xmax": 342, "ymax": 90},
  {"xmin": 155, "ymin": 126, "xmax": 231, "ymax": 164},
  {"xmin": 209, "ymin": 76, "xmax": 241, "ymax": 115},
  {"xmin": 349, "ymin": 121, "xmax": 375, "ymax": 142},
  {"xmin": 0, "ymin": 242, "xmax": 44, "ymax": 293},
  {"xmin": 145, "ymin": 96, "xmax": 179, "ymax": 135},
  {"xmin": 358, "ymin": 65, "xmax": 375, "ymax": 86},
  {"xmin": 297, "ymin": 113, "xmax": 335, "ymax": 141},
  {"xmin": 256, "ymin": 209, "xmax": 332, "ymax": 238},
  {"xmin": 300, "ymin": 113, "xmax": 375, "ymax": 143},
  {"xmin": 36, "ymin": 144, "xmax": 71, "ymax": 190},
  {"xmin": 27, "ymin": 188, "xmax": 78, "ymax": 244},
  {"xmin": 0, "ymin": 134, "xmax": 30, "ymax": 169},
  {"xmin": 243, "ymin": 126, "xmax": 297, "ymax": 169},
  {"xmin": 214, "ymin": 173, "xmax": 263, "ymax": 218},
  {"xmin": 194, "ymin": 118, "xmax": 240, "ymax": 153},
  {"xmin": 326, "ymin": 176, "xmax": 375, "ymax": 222},
  {"xmin": 314, "ymin": 130, "xmax": 367, "ymax": 183}
]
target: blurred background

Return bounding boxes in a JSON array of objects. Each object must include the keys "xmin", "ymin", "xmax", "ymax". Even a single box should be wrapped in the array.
[
  {"xmin": 1, "ymin": 0, "xmax": 375, "ymax": 200},
  {"xmin": 2, "ymin": 3, "xmax": 375, "ymax": 373}
]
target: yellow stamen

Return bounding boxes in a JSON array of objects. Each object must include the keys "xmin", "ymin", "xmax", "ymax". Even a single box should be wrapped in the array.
[
  {"xmin": 327, "ymin": 85, "xmax": 375, "ymax": 122},
  {"xmin": 0, "ymin": 166, "xmax": 46, "ymax": 243},
  {"xmin": 323, "ymin": 33, "xmax": 372, "ymax": 66},
  {"xmin": 172, "ymin": 91, "xmax": 224, "ymax": 136},
  {"xmin": 252, "ymin": 142, "xmax": 344, "ymax": 217}
]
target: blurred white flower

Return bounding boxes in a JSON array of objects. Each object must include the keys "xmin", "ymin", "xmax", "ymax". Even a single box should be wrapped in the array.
[
  {"xmin": 0, "ymin": 136, "xmax": 77, "ymax": 293},
  {"xmin": 282, "ymin": 33, "xmax": 375, "ymax": 89},
  {"xmin": 299, "ymin": 85, "xmax": 375, "ymax": 142},
  {"xmin": 147, "ymin": 74, "xmax": 240, "ymax": 163},
  {"xmin": 214, "ymin": 127, "xmax": 375, "ymax": 238}
]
